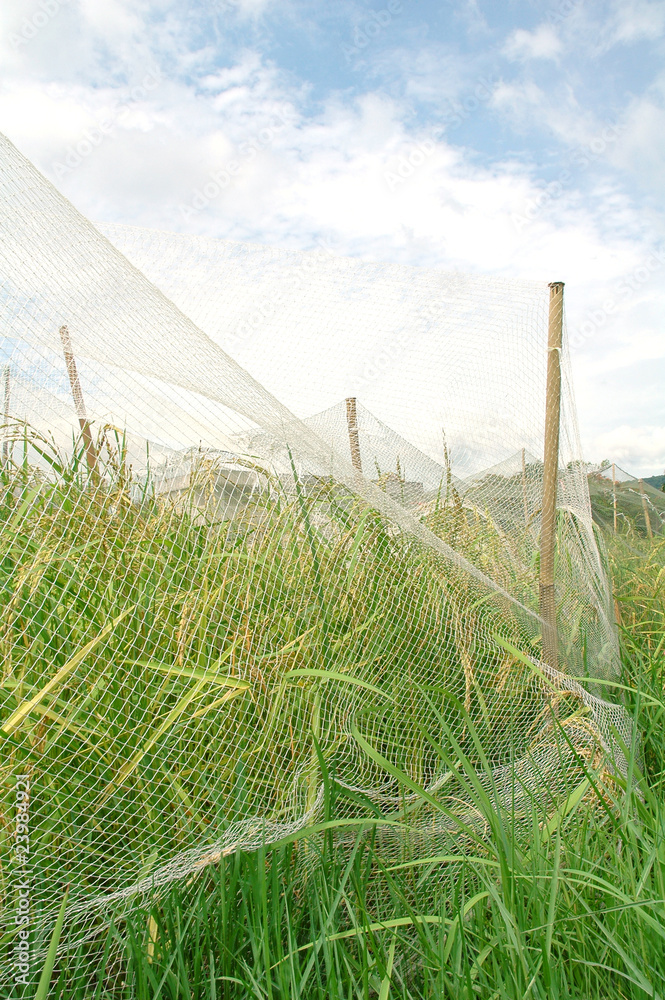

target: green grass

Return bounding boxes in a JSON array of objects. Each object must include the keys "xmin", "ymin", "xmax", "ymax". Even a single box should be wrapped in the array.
[
  {"xmin": 36, "ymin": 526, "xmax": 664, "ymax": 1000},
  {"xmin": 0, "ymin": 429, "xmax": 542, "ymax": 908},
  {"xmin": 39, "ymin": 683, "xmax": 665, "ymax": 996},
  {"xmin": 1, "ymin": 428, "xmax": 664, "ymax": 998}
]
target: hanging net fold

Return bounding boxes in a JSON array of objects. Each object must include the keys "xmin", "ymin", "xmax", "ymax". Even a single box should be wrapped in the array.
[
  {"xmin": 587, "ymin": 463, "xmax": 665, "ymax": 537},
  {"xmin": 0, "ymin": 132, "xmax": 630, "ymax": 986}
]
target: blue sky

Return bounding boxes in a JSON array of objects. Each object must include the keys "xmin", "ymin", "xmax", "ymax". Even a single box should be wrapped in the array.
[{"xmin": 1, "ymin": 0, "xmax": 664, "ymax": 472}]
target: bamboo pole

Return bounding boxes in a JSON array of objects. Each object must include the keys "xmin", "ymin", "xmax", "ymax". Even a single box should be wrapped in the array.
[
  {"xmin": 2, "ymin": 365, "xmax": 9, "ymax": 465},
  {"xmin": 521, "ymin": 447, "xmax": 529, "ymax": 526},
  {"xmin": 639, "ymin": 478, "xmax": 653, "ymax": 539},
  {"xmin": 59, "ymin": 325, "xmax": 97, "ymax": 477},
  {"xmin": 345, "ymin": 397, "xmax": 363, "ymax": 474},
  {"xmin": 539, "ymin": 282, "xmax": 564, "ymax": 670},
  {"xmin": 612, "ymin": 462, "xmax": 617, "ymax": 533}
]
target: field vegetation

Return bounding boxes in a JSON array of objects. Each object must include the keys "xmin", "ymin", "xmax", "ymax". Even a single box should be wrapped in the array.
[{"xmin": 1, "ymin": 427, "xmax": 664, "ymax": 998}]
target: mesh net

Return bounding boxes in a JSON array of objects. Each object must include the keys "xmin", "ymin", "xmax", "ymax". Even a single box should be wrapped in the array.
[
  {"xmin": 0, "ymin": 132, "xmax": 630, "ymax": 987},
  {"xmin": 588, "ymin": 463, "xmax": 665, "ymax": 537}
]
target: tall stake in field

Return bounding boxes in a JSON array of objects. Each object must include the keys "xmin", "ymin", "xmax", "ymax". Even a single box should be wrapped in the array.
[
  {"xmin": 59, "ymin": 325, "xmax": 97, "ymax": 477},
  {"xmin": 345, "ymin": 397, "xmax": 363, "ymax": 473},
  {"xmin": 639, "ymin": 478, "xmax": 653, "ymax": 539},
  {"xmin": 612, "ymin": 462, "xmax": 618, "ymax": 533},
  {"xmin": 539, "ymin": 282, "xmax": 564, "ymax": 670},
  {"xmin": 521, "ymin": 447, "xmax": 529, "ymax": 526}
]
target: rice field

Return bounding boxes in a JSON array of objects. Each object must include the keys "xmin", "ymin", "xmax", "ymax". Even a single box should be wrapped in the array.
[{"xmin": 1, "ymin": 428, "xmax": 664, "ymax": 998}]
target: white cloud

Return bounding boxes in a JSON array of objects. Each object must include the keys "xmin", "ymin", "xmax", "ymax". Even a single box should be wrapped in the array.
[
  {"xmin": 488, "ymin": 79, "xmax": 549, "ymax": 133},
  {"xmin": 610, "ymin": 89, "xmax": 665, "ymax": 194},
  {"xmin": 77, "ymin": 0, "xmax": 145, "ymax": 40},
  {"xmin": 606, "ymin": 0, "xmax": 665, "ymax": 45},
  {"xmin": 0, "ymin": 0, "xmax": 663, "ymax": 473},
  {"xmin": 502, "ymin": 25, "xmax": 561, "ymax": 61},
  {"xmin": 592, "ymin": 425, "xmax": 665, "ymax": 475},
  {"xmin": 231, "ymin": 0, "xmax": 279, "ymax": 18},
  {"xmin": 490, "ymin": 76, "xmax": 612, "ymax": 153}
]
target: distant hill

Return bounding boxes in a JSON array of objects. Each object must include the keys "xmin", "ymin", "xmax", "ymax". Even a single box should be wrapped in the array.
[{"xmin": 586, "ymin": 464, "xmax": 665, "ymax": 536}]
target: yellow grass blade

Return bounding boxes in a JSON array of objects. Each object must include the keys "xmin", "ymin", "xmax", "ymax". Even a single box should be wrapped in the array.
[
  {"xmin": 146, "ymin": 914, "xmax": 158, "ymax": 965},
  {"xmin": 190, "ymin": 685, "xmax": 248, "ymax": 719},
  {"xmin": 96, "ymin": 675, "xmax": 251, "ymax": 808},
  {"xmin": 131, "ymin": 661, "xmax": 249, "ymax": 688},
  {"xmin": 2, "ymin": 606, "xmax": 136, "ymax": 735}
]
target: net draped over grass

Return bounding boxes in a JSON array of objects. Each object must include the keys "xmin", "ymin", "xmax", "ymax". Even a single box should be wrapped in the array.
[
  {"xmin": 22, "ymin": 522, "xmax": 665, "ymax": 998},
  {"xmin": 0, "ymin": 131, "xmax": 636, "ymax": 993},
  {"xmin": 0, "ymin": 434, "xmax": 584, "ymax": 883}
]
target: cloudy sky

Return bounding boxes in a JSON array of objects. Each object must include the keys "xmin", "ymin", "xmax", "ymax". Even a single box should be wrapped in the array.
[{"xmin": 1, "ymin": 0, "xmax": 664, "ymax": 473}]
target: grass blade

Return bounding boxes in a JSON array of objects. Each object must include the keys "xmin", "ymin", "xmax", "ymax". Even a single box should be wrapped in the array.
[
  {"xmin": 2, "ymin": 606, "xmax": 136, "ymax": 735},
  {"xmin": 35, "ymin": 885, "xmax": 69, "ymax": 1000}
]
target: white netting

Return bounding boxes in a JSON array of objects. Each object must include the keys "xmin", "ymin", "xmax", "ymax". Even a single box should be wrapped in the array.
[
  {"xmin": 587, "ymin": 463, "xmax": 665, "ymax": 536},
  {"xmin": 97, "ymin": 221, "xmax": 618, "ymax": 679},
  {"xmin": 0, "ymin": 132, "xmax": 629, "ymax": 988}
]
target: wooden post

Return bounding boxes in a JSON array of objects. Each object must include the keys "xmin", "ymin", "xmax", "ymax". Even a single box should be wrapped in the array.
[
  {"xmin": 2, "ymin": 365, "xmax": 9, "ymax": 465},
  {"xmin": 59, "ymin": 325, "xmax": 97, "ymax": 477},
  {"xmin": 612, "ymin": 463, "xmax": 617, "ymax": 533},
  {"xmin": 639, "ymin": 479, "xmax": 653, "ymax": 539},
  {"xmin": 539, "ymin": 282, "xmax": 564, "ymax": 670},
  {"xmin": 521, "ymin": 447, "xmax": 529, "ymax": 526},
  {"xmin": 345, "ymin": 397, "xmax": 362, "ymax": 474}
]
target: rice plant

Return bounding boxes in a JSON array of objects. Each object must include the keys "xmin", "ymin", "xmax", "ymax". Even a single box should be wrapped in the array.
[{"xmin": 2, "ymin": 427, "xmax": 662, "ymax": 998}]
